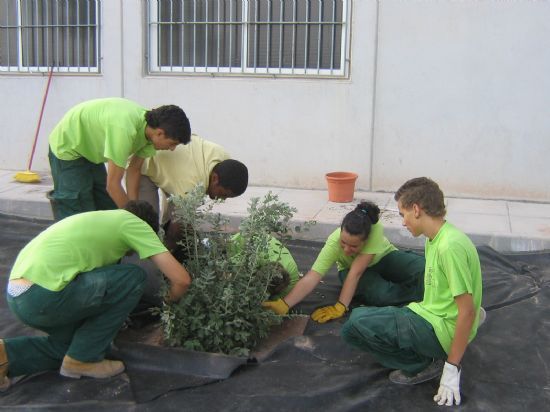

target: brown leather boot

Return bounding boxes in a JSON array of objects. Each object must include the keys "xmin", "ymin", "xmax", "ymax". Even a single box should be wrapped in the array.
[
  {"xmin": 60, "ymin": 355, "xmax": 125, "ymax": 379},
  {"xmin": 0, "ymin": 339, "xmax": 9, "ymax": 391}
]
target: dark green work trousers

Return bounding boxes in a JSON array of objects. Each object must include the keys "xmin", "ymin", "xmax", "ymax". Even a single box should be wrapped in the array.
[
  {"xmin": 341, "ymin": 306, "xmax": 447, "ymax": 375},
  {"xmin": 48, "ymin": 148, "xmax": 117, "ymax": 221},
  {"xmin": 4, "ymin": 264, "xmax": 146, "ymax": 377},
  {"xmin": 339, "ymin": 250, "xmax": 425, "ymax": 307}
]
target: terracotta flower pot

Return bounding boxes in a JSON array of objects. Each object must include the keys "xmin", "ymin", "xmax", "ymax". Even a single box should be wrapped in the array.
[{"xmin": 325, "ymin": 172, "xmax": 358, "ymax": 203}]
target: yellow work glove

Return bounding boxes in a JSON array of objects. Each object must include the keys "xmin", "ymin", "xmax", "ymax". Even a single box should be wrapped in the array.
[
  {"xmin": 262, "ymin": 298, "xmax": 289, "ymax": 315},
  {"xmin": 311, "ymin": 301, "xmax": 348, "ymax": 323}
]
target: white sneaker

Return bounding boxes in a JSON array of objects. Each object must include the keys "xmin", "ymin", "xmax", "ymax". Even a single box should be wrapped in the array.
[{"xmin": 478, "ymin": 307, "xmax": 487, "ymax": 327}]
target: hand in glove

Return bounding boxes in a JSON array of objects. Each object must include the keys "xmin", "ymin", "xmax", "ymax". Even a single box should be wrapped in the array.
[
  {"xmin": 311, "ymin": 301, "xmax": 348, "ymax": 323},
  {"xmin": 434, "ymin": 362, "xmax": 461, "ymax": 406},
  {"xmin": 262, "ymin": 298, "xmax": 289, "ymax": 315}
]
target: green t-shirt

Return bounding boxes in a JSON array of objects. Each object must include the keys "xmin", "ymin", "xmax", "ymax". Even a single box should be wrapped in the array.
[
  {"xmin": 266, "ymin": 237, "xmax": 300, "ymax": 298},
  {"xmin": 311, "ymin": 225, "xmax": 397, "ymax": 276},
  {"xmin": 10, "ymin": 210, "xmax": 168, "ymax": 291},
  {"xmin": 408, "ymin": 221, "xmax": 483, "ymax": 353},
  {"xmin": 229, "ymin": 233, "xmax": 299, "ymax": 298},
  {"xmin": 49, "ymin": 97, "xmax": 156, "ymax": 167}
]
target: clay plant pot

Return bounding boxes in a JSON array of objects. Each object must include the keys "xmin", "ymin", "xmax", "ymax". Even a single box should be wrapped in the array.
[{"xmin": 325, "ymin": 172, "xmax": 358, "ymax": 203}]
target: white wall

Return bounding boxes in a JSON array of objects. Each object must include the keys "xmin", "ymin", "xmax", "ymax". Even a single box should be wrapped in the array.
[
  {"xmin": 372, "ymin": 0, "xmax": 550, "ymax": 200},
  {"xmin": 120, "ymin": 0, "xmax": 377, "ymax": 191},
  {"xmin": 0, "ymin": 1, "xmax": 124, "ymax": 174},
  {"xmin": 1, "ymin": 0, "xmax": 549, "ymax": 201}
]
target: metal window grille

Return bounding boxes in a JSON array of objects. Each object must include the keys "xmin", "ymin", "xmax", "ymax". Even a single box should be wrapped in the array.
[
  {"xmin": 0, "ymin": 0, "xmax": 100, "ymax": 73},
  {"xmin": 147, "ymin": 0, "xmax": 348, "ymax": 76}
]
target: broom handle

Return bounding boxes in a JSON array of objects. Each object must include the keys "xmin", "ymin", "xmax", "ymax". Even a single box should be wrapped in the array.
[{"xmin": 27, "ymin": 67, "xmax": 54, "ymax": 171}]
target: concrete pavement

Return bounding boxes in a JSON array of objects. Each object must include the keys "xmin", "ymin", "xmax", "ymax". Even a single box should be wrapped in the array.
[{"xmin": 1, "ymin": 169, "xmax": 550, "ymax": 252}]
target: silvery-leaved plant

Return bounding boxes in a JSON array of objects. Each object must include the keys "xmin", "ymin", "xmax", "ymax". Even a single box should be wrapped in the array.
[{"xmin": 155, "ymin": 185, "xmax": 312, "ymax": 357}]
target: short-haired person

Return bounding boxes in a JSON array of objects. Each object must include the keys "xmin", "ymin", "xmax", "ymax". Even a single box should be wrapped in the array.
[
  {"xmin": 131, "ymin": 133, "xmax": 248, "ymax": 259},
  {"xmin": 48, "ymin": 97, "xmax": 191, "ymax": 220},
  {"xmin": 340, "ymin": 177, "xmax": 484, "ymax": 406},
  {"xmin": 0, "ymin": 201, "xmax": 191, "ymax": 389},
  {"xmin": 131, "ymin": 134, "xmax": 248, "ymax": 223},
  {"xmin": 262, "ymin": 201, "xmax": 425, "ymax": 321}
]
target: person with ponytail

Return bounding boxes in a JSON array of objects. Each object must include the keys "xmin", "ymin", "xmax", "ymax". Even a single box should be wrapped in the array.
[{"xmin": 262, "ymin": 200, "xmax": 425, "ymax": 323}]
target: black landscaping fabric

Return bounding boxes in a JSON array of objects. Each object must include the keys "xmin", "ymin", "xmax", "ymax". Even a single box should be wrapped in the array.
[{"xmin": 1, "ymin": 214, "xmax": 549, "ymax": 411}]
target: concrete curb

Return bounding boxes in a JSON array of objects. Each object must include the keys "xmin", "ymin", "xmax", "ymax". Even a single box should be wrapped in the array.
[{"xmin": 1, "ymin": 170, "xmax": 550, "ymax": 253}]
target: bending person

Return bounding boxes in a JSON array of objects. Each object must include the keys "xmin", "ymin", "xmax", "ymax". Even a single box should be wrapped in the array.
[
  {"xmin": 0, "ymin": 201, "xmax": 191, "ymax": 389},
  {"xmin": 131, "ymin": 133, "xmax": 248, "ymax": 223},
  {"xmin": 229, "ymin": 233, "xmax": 300, "ymax": 300},
  {"xmin": 132, "ymin": 133, "xmax": 248, "ymax": 260},
  {"xmin": 262, "ymin": 201, "xmax": 425, "ymax": 322},
  {"xmin": 48, "ymin": 97, "xmax": 191, "ymax": 220}
]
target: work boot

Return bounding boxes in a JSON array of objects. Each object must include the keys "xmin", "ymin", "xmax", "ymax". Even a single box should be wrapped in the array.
[
  {"xmin": 389, "ymin": 359, "xmax": 444, "ymax": 385},
  {"xmin": 0, "ymin": 339, "xmax": 10, "ymax": 391},
  {"xmin": 60, "ymin": 355, "xmax": 125, "ymax": 379}
]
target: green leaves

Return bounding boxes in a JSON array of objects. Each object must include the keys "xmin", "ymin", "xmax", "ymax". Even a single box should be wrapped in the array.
[{"xmin": 158, "ymin": 186, "xmax": 304, "ymax": 357}]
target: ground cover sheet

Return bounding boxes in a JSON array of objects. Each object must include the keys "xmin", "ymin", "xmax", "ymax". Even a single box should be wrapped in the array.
[{"xmin": 0, "ymin": 214, "xmax": 549, "ymax": 411}]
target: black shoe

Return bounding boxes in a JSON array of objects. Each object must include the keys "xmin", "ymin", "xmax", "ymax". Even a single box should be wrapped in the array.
[{"xmin": 389, "ymin": 359, "xmax": 444, "ymax": 385}]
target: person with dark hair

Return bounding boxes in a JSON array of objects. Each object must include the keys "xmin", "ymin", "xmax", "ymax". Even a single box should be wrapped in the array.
[
  {"xmin": 229, "ymin": 233, "xmax": 300, "ymax": 300},
  {"xmin": 262, "ymin": 200, "xmax": 425, "ymax": 322},
  {"xmin": 132, "ymin": 134, "xmax": 248, "ymax": 223},
  {"xmin": 131, "ymin": 133, "xmax": 248, "ymax": 269},
  {"xmin": 0, "ymin": 200, "xmax": 191, "ymax": 388},
  {"xmin": 48, "ymin": 97, "xmax": 191, "ymax": 220},
  {"xmin": 123, "ymin": 199, "xmax": 161, "ymax": 234},
  {"xmin": 340, "ymin": 177, "xmax": 484, "ymax": 406},
  {"xmin": 212, "ymin": 159, "xmax": 249, "ymax": 199}
]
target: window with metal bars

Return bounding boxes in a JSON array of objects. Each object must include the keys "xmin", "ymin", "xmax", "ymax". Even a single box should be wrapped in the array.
[
  {"xmin": 0, "ymin": 0, "xmax": 100, "ymax": 73},
  {"xmin": 147, "ymin": 0, "xmax": 348, "ymax": 76}
]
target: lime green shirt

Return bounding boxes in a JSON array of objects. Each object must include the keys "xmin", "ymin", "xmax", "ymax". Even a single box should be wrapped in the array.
[
  {"xmin": 49, "ymin": 98, "xmax": 156, "ymax": 167},
  {"xmin": 229, "ymin": 233, "xmax": 299, "ymax": 298},
  {"xmin": 141, "ymin": 134, "xmax": 229, "ymax": 196},
  {"xmin": 266, "ymin": 237, "xmax": 300, "ymax": 298},
  {"xmin": 10, "ymin": 210, "xmax": 167, "ymax": 291},
  {"xmin": 408, "ymin": 221, "xmax": 483, "ymax": 353},
  {"xmin": 311, "ymin": 225, "xmax": 397, "ymax": 276}
]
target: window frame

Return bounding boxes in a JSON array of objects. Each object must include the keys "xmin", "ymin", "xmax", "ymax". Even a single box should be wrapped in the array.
[
  {"xmin": 146, "ymin": 0, "xmax": 350, "ymax": 78},
  {"xmin": 0, "ymin": 0, "xmax": 101, "ymax": 74}
]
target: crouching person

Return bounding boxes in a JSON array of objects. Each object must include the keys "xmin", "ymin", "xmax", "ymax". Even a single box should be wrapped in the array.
[
  {"xmin": 341, "ymin": 177, "xmax": 483, "ymax": 406},
  {"xmin": 0, "ymin": 200, "xmax": 191, "ymax": 389}
]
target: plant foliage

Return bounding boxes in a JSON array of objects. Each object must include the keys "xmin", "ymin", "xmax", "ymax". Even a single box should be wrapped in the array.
[{"xmin": 156, "ymin": 185, "xmax": 304, "ymax": 357}]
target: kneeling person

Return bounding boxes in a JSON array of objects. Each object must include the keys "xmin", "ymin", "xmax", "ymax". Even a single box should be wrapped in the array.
[
  {"xmin": 0, "ymin": 201, "xmax": 191, "ymax": 388},
  {"xmin": 341, "ymin": 177, "xmax": 483, "ymax": 406}
]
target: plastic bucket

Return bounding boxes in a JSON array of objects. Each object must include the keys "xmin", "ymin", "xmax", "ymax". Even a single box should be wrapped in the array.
[{"xmin": 325, "ymin": 172, "xmax": 358, "ymax": 203}]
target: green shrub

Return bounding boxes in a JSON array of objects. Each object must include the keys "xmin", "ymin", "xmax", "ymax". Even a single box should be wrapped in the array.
[{"xmin": 156, "ymin": 186, "xmax": 304, "ymax": 357}]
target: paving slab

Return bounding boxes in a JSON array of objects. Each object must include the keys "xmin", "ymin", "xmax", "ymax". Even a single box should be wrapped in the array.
[{"xmin": 0, "ymin": 170, "xmax": 53, "ymax": 220}]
